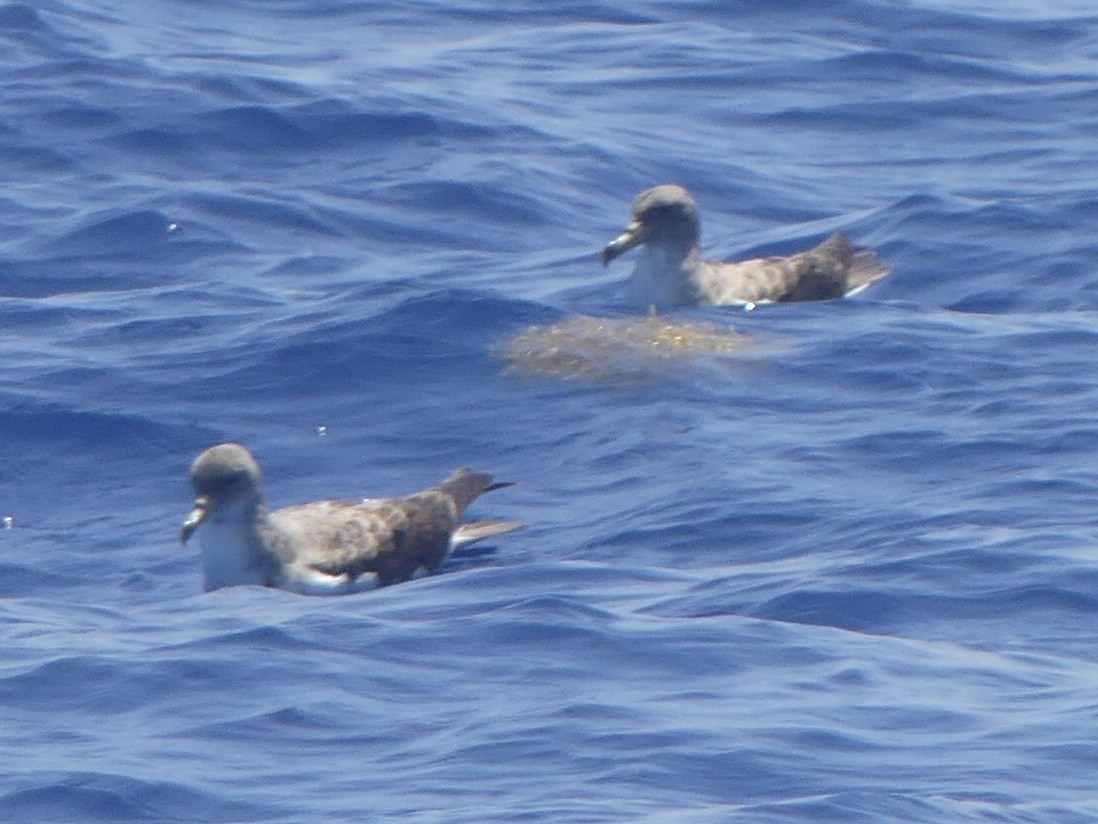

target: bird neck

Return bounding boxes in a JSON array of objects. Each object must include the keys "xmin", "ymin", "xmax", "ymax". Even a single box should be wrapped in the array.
[
  {"xmin": 199, "ymin": 502, "xmax": 275, "ymax": 591},
  {"xmin": 627, "ymin": 243, "xmax": 698, "ymax": 308}
]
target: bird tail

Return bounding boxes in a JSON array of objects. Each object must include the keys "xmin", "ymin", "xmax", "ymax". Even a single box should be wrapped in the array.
[
  {"xmin": 451, "ymin": 518, "xmax": 527, "ymax": 551},
  {"xmin": 815, "ymin": 233, "xmax": 890, "ymax": 293},
  {"xmin": 437, "ymin": 468, "xmax": 515, "ymax": 514}
]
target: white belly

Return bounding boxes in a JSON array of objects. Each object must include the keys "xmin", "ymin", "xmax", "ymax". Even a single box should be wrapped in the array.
[
  {"xmin": 198, "ymin": 521, "xmax": 268, "ymax": 591},
  {"xmin": 627, "ymin": 251, "xmax": 690, "ymax": 308}
]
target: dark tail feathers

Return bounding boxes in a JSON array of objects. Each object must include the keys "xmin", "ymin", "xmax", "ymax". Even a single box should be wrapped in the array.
[
  {"xmin": 815, "ymin": 232, "xmax": 890, "ymax": 291},
  {"xmin": 438, "ymin": 467, "xmax": 515, "ymax": 513}
]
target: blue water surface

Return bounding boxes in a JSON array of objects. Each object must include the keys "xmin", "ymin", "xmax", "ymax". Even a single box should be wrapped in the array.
[{"xmin": 3, "ymin": 0, "xmax": 1098, "ymax": 821}]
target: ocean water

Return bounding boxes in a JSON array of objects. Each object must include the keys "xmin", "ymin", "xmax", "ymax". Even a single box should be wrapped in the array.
[{"xmin": 3, "ymin": 0, "xmax": 1098, "ymax": 821}]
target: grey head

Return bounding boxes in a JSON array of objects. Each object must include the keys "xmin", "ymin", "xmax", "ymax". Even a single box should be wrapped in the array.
[
  {"xmin": 180, "ymin": 442, "xmax": 265, "ymax": 544},
  {"xmin": 602, "ymin": 184, "xmax": 702, "ymax": 266}
]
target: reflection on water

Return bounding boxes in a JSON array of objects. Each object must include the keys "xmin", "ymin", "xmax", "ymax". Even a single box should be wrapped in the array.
[{"xmin": 497, "ymin": 313, "xmax": 765, "ymax": 382}]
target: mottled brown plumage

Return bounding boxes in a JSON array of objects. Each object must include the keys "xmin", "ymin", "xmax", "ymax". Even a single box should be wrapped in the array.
[
  {"xmin": 180, "ymin": 443, "xmax": 524, "ymax": 594},
  {"xmin": 602, "ymin": 184, "xmax": 890, "ymax": 309}
]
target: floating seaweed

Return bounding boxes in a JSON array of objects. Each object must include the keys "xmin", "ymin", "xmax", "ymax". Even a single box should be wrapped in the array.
[{"xmin": 497, "ymin": 312, "xmax": 764, "ymax": 382}]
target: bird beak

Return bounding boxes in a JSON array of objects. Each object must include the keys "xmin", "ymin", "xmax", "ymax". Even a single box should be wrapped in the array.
[
  {"xmin": 180, "ymin": 495, "xmax": 212, "ymax": 544},
  {"xmin": 601, "ymin": 219, "xmax": 646, "ymax": 266}
]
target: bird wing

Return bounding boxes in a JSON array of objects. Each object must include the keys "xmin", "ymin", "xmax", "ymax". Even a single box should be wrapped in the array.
[
  {"xmin": 267, "ymin": 492, "xmax": 458, "ymax": 586},
  {"xmin": 693, "ymin": 255, "xmax": 822, "ymax": 304},
  {"xmin": 693, "ymin": 233, "xmax": 889, "ymax": 304}
]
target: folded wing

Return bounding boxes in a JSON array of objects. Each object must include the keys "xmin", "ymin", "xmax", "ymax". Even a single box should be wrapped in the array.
[
  {"xmin": 694, "ymin": 233, "xmax": 890, "ymax": 305},
  {"xmin": 267, "ymin": 468, "xmax": 523, "ymax": 587}
]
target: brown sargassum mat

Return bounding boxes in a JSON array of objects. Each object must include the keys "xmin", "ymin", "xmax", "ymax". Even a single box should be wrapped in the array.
[{"xmin": 496, "ymin": 313, "xmax": 772, "ymax": 382}]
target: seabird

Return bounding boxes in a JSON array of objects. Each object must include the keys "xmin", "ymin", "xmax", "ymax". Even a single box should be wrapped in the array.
[
  {"xmin": 602, "ymin": 184, "xmax": 890, "ymax": 309},
  {"xmin": 180, "ymin": 442, "xmax": 525, "ymax": 594}
]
